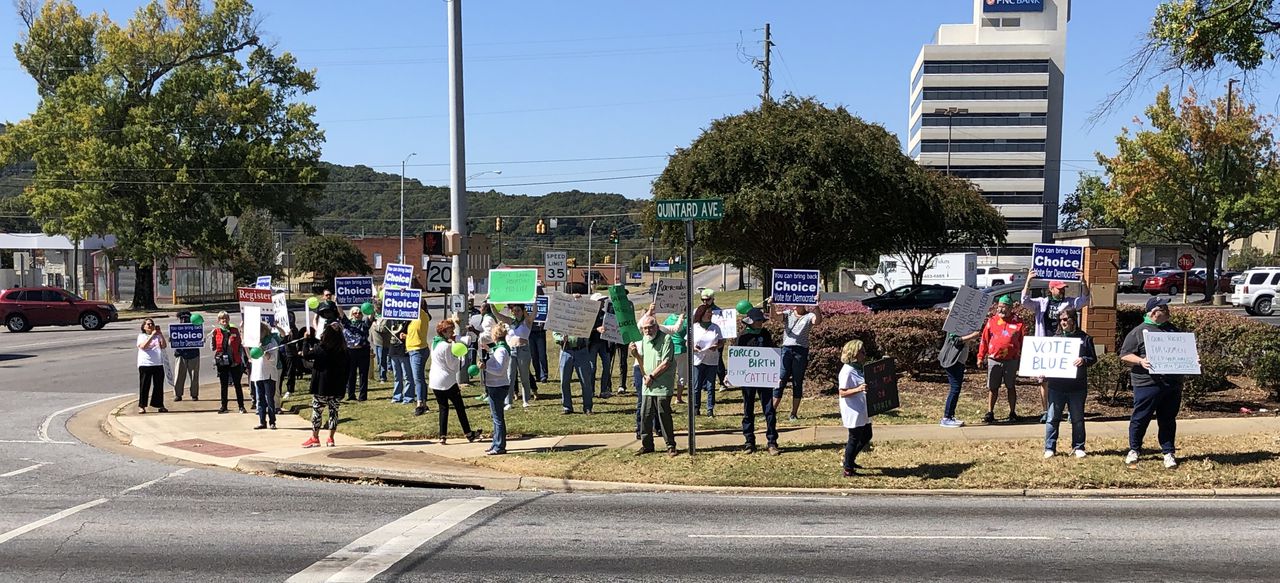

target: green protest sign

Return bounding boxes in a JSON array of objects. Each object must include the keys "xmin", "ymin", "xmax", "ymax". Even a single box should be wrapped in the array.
[
  {"xmin": 608, "ymin": 284, "xmax": 643, "ymax": 343},
  {"xmin": 487, "ymin": 269, "xmax": 538, "ymax": 305}
]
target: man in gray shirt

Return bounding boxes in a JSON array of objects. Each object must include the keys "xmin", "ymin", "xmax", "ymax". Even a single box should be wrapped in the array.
[
  {"xmin": 1119, "ymin": 297, "xmax": 1184, "ymax": 469},
  {"xmin": 773, "ymin": 295, "xmax": 821, "ymax": 421}
]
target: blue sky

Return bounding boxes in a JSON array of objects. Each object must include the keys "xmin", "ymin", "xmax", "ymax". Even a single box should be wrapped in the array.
[{"xmin": 0, "ymin": 0, "xmax": 1268, "ymax": 199}]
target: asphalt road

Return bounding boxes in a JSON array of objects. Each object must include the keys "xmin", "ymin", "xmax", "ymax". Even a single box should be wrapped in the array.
[{"xmin": 3, "ymin": 320, "xmax": 1280, "ymax": 582}]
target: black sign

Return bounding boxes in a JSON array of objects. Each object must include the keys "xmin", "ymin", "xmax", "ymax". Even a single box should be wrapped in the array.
[{"xmin": 865, "ymin": 358, "xmax": 899, "ymax": 416}]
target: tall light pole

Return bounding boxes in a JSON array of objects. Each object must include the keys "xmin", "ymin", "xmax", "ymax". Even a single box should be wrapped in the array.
[
  {"xmin": 934, "ymin": 107, "xmax": 968, "ymax": 175},
  {"xmin": 448, "ymin": 0, "xmax": 467, "ymax": 300},
  {"xmin": 399, "ymin": 152, "xmax": 416, "ymax": 264}
]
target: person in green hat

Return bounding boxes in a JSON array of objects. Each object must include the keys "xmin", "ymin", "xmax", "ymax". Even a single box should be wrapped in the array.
[{"xmin": 976, "ymin": 294, "xmax": 1026, "ymax": 424}]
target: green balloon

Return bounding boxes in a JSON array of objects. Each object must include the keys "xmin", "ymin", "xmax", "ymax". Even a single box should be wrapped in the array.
[
  {"xmin": 306, "ymin": 296, "xmax": 320, "ymax": 310},
  {"xmin": 736, "ymin": 299, "xmax": 752, "ymax": 315},
  {"xmin": 451, "ymin": 342, "xmax": 467, "ymax": 358},
  {"xmin": 249, "ymin": 346, "xmax": 264, "ymax": 359},
  {"xmin": 361, "ymin": 301, "xmax": 375, "ymax": 316},
  {"xmin": 467, "ymin": 364, "xmax": 480, "ymax": 377},
  {"xmin": 189, "ymin": 313, "xmax": 204, "ymax": 326}
]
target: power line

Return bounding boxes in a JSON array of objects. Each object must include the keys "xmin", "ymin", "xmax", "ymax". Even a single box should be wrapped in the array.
[{"xmin": 5, "ymin": 171, "xmax": 659, "ymax": 188}]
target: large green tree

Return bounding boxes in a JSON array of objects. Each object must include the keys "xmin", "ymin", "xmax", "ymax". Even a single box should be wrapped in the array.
[
  {"xmin": 888, "ymin": 169, "xmax": 1007, "ymax": 286},
  {"xmin": 1059, "ymin": 173, "xmax": 1123, "ymax": 232},
  {"xmin": 292, "ymin": 234, "xmax": 371, "ymax": 288},
  {"xmin": 0, "ymin": 0, "xmax": 325, "ymax": 308},
  {"xmin": 1099, "ymin": 87, "xmax": 1280, "ymax": 299},
  {"xmin": 228, "ymin": 209, "xmax": 279, "ymax": 285},
  {"xmin": 647, "ymin": 96, "xmax": 930, "ymax": 282}
]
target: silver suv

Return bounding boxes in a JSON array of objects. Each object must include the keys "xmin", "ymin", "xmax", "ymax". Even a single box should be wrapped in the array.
[{"xmin": 1232, "ymin": 267, "xmax": 1280, "ymax": 316}]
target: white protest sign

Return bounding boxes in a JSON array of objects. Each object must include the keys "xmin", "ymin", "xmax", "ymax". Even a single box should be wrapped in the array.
[
  {"xmin": 724, "ymin": 346, "xmax": 783, "ymax": 388},
  {"xmin": 272, "ymin": 292, "xmax": 289, "ymax": 330},
  {"xmin": 943, "ymin": 285, "xmax": 992, "ymax": 335},
  {"xmin": 546, "ymin": 292, "xmax": 601, "ymax": 338},
  {"xmin": 602, "ymin": 312, "xmax": 624, "ymax": 344},
  {"xmin": 1144, "ymin": 331, "xmax": 1202, "ymax": 375},
  {"xmin": 1017, "ymin": 336, "xmax": 1083, "ymax": 379},
  {"xmin": 711, "ymin": 308, "xmax": 737, "ymax": 339},
  {"xmin": 242, "ymin": 307, "xmax": 262, "ymax": 347},
  {"xmin": 653, "ymin": 278, "xmax": 687, "ymax": 313}
]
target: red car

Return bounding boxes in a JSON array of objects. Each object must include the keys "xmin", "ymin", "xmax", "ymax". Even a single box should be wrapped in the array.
[
  {"xmin": 1143, "ymin": 270, "xmax": 1234, "ymax": 296},
  {"xmin": 0, "ymin": 286, "xmax": 118, "ymax": 332}
]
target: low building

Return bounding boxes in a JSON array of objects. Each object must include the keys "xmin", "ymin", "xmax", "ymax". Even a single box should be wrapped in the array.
[
  {"xmin": 1228, "ymin": 229, "xmax": 1280, "ymax": 257},
  {"xmin": 0, "ymin": 233, "xmax": 116, "ymax": 298}
]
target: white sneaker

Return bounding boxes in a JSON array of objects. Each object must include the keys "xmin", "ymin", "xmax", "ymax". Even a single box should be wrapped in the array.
[
  {"xmin": 504, "ymin": 404, "xmax": 513, "ymax": 411},
  {"xmin": 1043, "ymin": 449, "xmax": 1055, "ymax": 459},
  {"xmin": 283, "ymin": 391, "xmax": 292, "ymax": 400},
  {"xmin": 1163, "ymin": 453, "xmax": 1178, "ymax": 468},
  {"xmin": 1124, "ymin": 450, "xmax": 1140, "ymax": 465},
  {"xmin": 1073, "ymin": 449, "xmax": 1087, "ymax": 459}
]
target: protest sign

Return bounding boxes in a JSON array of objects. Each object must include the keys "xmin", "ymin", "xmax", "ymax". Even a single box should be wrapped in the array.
[
  {"xmin": 546, "ymin": 292, "xmax": 600, "ymax": 338},
  {"xmin": 608, "ymin": 284, "xmax": 642, "ymax": 343},
  {"xmin": 1032, "ymin": 243, "xmax": 1084, "ymax": 282},
  {"xmin": 488, "ymin": 269, "xmax": 538, "ymax": 305},
  {"xmin": 167, "ymin": 323, "xmax": 204, "ymax": 350},
  {"xmin": 943, "ymin": 285, "xmax": 992, "ymax": 335},
  {"xmin": 1144, "ymin": 331, "xmax": 1202, "ymax": 375},
  {"xmin": 865, "ymin": 358, "xmax": 900, "ymax": 416},
  {"xmin": 383, "ymin": 263, "xmax": 414, "ymax": 290},
  {"xmin": 254, "ymin": 276, "xmax": 272, "ymax": 289},
  {"xmin": 1018, "ymin": 336, "xmax": 1083, "ymax": 379},
  {"xmin": 653, "ymin": 278, "xmax": 687, "ymax": 313},
  {"xmin": 724, "ymin": 346, "xmax": 783, "ymax": 388},
  {"xmin": 237, "ymin": 287, "xmax": 273, "ymax": 309},
  {"xmin": 771, "ymin": 269, "xmax": 820, "ymax": 305},
  {"xmin": 711, "ymin": 309, "xmax": 737, "ymax": 339},
  {"xmin": 242, "ymin": 307, "xmax": 261, "ymax": 347},
  {"xmin": 534, "ymin": 295, "xmax": 549, "ymax": 323},
  {"xmin": 334, "ymin": 277, "xmax": 374, "ymax": 307},
  {"xmin": 272, "ymin": 292, "xmax": 289, "ymax": 330},
  {"xmin": 382, "ymin": 288, "xmax": 423, "ymax": 320},
  {"xmin": 602, "ymin": 312, "xmax": 624, "ymax": 344}
]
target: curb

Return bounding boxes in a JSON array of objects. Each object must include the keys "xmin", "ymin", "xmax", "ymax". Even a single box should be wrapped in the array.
[
  {"xmin": 102, "ymin": 401, "xmax": 134, "ymax": 445},
  {"xmin": 236, "ymin": 456, "xmax": 522, "ymax": 491}
]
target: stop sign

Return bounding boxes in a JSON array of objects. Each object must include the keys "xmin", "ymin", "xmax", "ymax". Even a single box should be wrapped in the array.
[{"xmin": 1178, "ymin": 254, "xmax": 1195, "ymax": 271}]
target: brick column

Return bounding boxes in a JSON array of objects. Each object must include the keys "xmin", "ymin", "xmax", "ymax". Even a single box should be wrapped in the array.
[{"xmin": 1054, "ymin": 229, "xmax": 1124, "ymax": 353}]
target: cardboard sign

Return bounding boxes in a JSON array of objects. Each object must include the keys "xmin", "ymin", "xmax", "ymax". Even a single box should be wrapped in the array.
[
  {"xmin": 382, "ymin": 288, "xmax": 423, "ymax": 320},
  {"xmin": 384, "ymin": 263, "xmax": 414, "ymax": 290},
  {"xmin": 608, "ymin": 284, "xmax": 642, "ymax": 343},
  {"xmin": 771, "ymin": 269, "xmax": 820, "ymax": 305},
  {"xmin": 254, "ymin": 276, "xmax": 272, "ymax": 289},
  {"xmin": 488, "ymin": 269, "xmax": 538, "ymax": 305},
  {"xmin": 653, "ymin": 278, "xmax": 687, "ymax": 313},
  {"xmin": 943, "ymin": 285, "xmax": 992, "ymax": 335},
  {"xmin": 272, "ymin": 292, "xmax": 289, "ymax": 331},
  {"xmin": 711, "ymin": 308, "xmax": 737, "ymax": 340},
  {"xmin": 1144, "ymin": 331, "xmax": 1202, "ymax": 375},
  {"xmin": 534, "ymin": 295, "xmax": 549, "ymax": 323},
  {"xmin": 237, "ymin": 287, "xmax": 273, "ymax": 309},
  {"xmin": 546, "ymin": 292, "xmax": 601, "ymax": 338},
  {"xmin": 865, "ymin": 358, "xmax": 900, "ymax": 416},
  {"xmin": 602, "ymin": 312, "xmax": 624, "ymax": 344},
  {"xmin": 1032, "ymin": 243, "xmax": 1084, "ymax": 282},
  {"xmin": 242, "ymin": 307, "xmax": 261, "ymax": 347},
  {"xmin": 168, "ymin": 323, "xmax": 204, "ymax": 350},
  {"xmin": 1018, "ymin": 336, "xmax": 1083, "ymax": 379},
  {"xmin": 724, "ymin": 346, "xmax": 782, "ymax": 388},
  {"xmin": 334, "ymin": 277, "xmax": 374, "ymax": 307}
]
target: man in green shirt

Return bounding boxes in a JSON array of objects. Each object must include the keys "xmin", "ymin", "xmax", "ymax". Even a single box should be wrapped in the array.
[{"xmin": 636, "ymin": 315, "xmax": 677, "ymax": 456}]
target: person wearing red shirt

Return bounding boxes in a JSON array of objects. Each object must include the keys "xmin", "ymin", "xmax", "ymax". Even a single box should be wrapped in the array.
[{"xmin": 976, "ymin": 295, "xmax": 1025, "ymax": 424}]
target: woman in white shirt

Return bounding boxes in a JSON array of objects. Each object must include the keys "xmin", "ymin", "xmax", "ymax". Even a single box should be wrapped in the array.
[
  {"xmin": 489, "ymin": 303, "xmax": 538, "ymax": 408},
  {"xmin": 479, "ymin": 323, "xmax": 511, "ymax": 454},
  {"xmin": 837, "ymin": 339, "xmax": 872, "ymax": 477},
  {"xmin": 136, "ymin": 318, "xmax": 168, "ymax": 414},
  {"xmin": 429, "ymin": 319, "xmax": 479, "ymax": 444},
  {"xmin": 690, "ymin": 305, "xmax": 723, "ymax": 417},
  {"xmin": 249, "ymin": 322, "xmax": 281, "ymax": 430}
]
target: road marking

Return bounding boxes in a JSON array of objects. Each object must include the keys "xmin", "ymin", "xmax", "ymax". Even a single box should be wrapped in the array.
[
  {"xmin": 0, "ymin": 463, "xmax": 47, "ymax": 477},
  {"xmin": 38, "ymin": 393, "xmax": 129, "ymax": 443},
  {"xmin": 689, "ymin": 534, "xmax": 1055, "ymax": 541},
  {"xmin": 0, "ymin": 440, "xmax": 75, "ymax": 444},
  {"xmin": 287, "ymin": 497, "xmax": 500, "ymax": 583},
  {"xmin": 0, "ymin": 467, "xmax": 191, "ymax": 546},
  {"xmin": 0, "ymin": 331, "xmax": 138, "ymax": 351}
]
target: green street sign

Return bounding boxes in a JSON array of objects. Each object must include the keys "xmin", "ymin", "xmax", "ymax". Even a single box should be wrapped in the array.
[{"xmin": 656, "ymin": 198, "xmax": 724, "ymax": 221}]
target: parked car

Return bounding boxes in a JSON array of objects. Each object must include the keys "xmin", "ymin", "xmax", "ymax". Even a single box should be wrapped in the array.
[
  {"xmin": 861, "ymin": 284, "xmax": 958, "ymax": 313},
  {"xmin": 1232, "ymin": 267, "xmax": 1280, "ymax": 316},
  {"xmin": 0, "ymin": 286, "xmax": 118, "ymax": 332},
  {"xmin": 1144, "ymin": 269, "xmax": 1235, "ymax": 296},
  {"xmin": 1189, "ymin": 269, "xmax": 1239, "ymax": 293},
  {"xmin": 1122, "ymin": 266, "xmax": 1163, "ymax": 293}
]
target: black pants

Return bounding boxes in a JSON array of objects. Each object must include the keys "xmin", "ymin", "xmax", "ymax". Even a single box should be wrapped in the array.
[
  {"xmin": 434, "ymin": 385, "xmax": 472, "ymax": 437},
  {"xmin": 284, "ymin": 354, "xmax": 306, "ymax": 394},
  {"xmin": 843, "ymin": 424, "xmax": 873, "ymax": 471},
  {"xmin": 138, "ymin": 365, "xmax": 164, "ymax": 408},
  {"xmin": 346, "ymin": 346, "xmax": 371, "ymax": 400},
  {"xmin": 218, "ymin": 364, "xmax": 245, "ymax": 409}
]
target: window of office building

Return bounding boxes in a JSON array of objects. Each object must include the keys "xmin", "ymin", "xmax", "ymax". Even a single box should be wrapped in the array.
[
  {"xmin": 922, "ymin": 59, "xmax": 1048, "ymax": 75},
  {"xmin": 921, "ymin": 112, "xmax": 1046, "ymax": 127},
  {"xmin": 981, "ymin": 17, "xmax": 1022, "ymax": 28},
  {"xmin": 922, "ymin": 87, "xmax": 1048, "ymax": 101},
  {"xmin": 983, "ymin": 192, "xmax": 1046, "ymax": 205},
  {"xmin": 928, "ymin": 166, "xmax": 1045, "ymax": 179},
  {"xmin": 919, "ymin": 139, "xmax": 1045, "ymax": 153}
]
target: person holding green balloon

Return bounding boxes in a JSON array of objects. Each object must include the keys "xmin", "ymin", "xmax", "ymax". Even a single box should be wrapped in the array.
[
  {"xmin": 478, "ymin": 323, "xmax": 512, "ymax": 454},
  {"xmin": 428, "ymin": 319, "xmax": 480, "ymax": 444},
  {"xmin": 249, "ymin": 322, "xmax": 282, "ymax": 430}
]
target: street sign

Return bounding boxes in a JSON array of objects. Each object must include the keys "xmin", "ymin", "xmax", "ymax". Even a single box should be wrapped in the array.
[
  {"xmin": 426, "ymin": 261, "xmax": 453, "ymax": 293},
  {"xmin": 655, "ymin": 198, "xmax": 724, "ymax": 221},
  {"xmin": 649, "ymin": 260, "xmax": 670, "ymax": 272},
  {"xmin": 383, "ymin": 263, "xmax": 414, "ymax": 290},
  {"xmin": 544, "ymin": 250, "xmax": 568, "ymax": 282},
  {"xmin": 450, "ymin": 293, "xmax": 467, "ymax": 315},
  {"xmin": 1178, "ymin": 254, "xmax": 1195, "ymax": 271}
]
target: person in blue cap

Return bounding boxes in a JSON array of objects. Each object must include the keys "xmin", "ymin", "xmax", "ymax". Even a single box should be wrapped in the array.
[{"xmin": 1120, "ymin": 296, "xmax": 1185, "ymax": 469}]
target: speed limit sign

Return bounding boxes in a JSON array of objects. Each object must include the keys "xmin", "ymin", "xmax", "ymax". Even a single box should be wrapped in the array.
[
  {"xmin": 1177, "ymin": 254, "xmax": 1195, "ymax": 271},
  {"xmin": 544, "ymin": 250, "xmax": 568, "ymax": 282}
]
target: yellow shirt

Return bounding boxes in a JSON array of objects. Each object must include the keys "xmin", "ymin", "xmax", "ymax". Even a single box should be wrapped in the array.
[{"xmin": 406, "ymin": 309, "xmax": 432, "ymax": 351}]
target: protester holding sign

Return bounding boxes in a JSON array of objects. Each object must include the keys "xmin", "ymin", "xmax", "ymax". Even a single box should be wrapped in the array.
[
  {"xmin": 210, "ymin": 311, "xmax": 247, "ymax": 414},
  {"xmin": 635, "ymin": 316, "xmax": 678, "ymax": 457},
  {"xmin": 301, "ymin": 324, "xmax": 349, "ymax": 448},
  {"xmin": 429, "ymin": 319, "xmax": 480, "ymax": 444},
  {"xmin": 249, "ymin": 322, "xmax": 282, "ymax": 430},
  {"xmin": 937, "ymin": 329, "xmax": 980, "ymax": 428},
  {"xmin": 774, "ymin": 295, "xmax": 822, "ymax": 421},
  {"xmin": 136, "ymin": 318, "xmax": 168, "ymax": 414},
  {"xmin": 588, "ymin": 294, "xmax": 613, "ymax": 399},
  {"xmin": 370, "ymin": 299, "xmax": 390, "ymax": 383},
  {"xmin": 976, "ymin": 295, "xmax": 1026, "ymax": 424},
  {"xmin": 837, "ymin": 340, "xmax": 872, "ymax": 476},
  {"xmin": 691, "ymin": 305, "xmax": 725, "ymax": 417},
  {"xmin": 172, "ymin": 311, "xmax": 201, "ymax": 402},
  {"xmin": 735, "ymin": 308, "xmax": 781, "ymax": 454},
  {"xmin": 645, "ymin": 303, "xmax": 689, "ymax": 403},
  {"xmin": 488, "ymin": 303, "xmax": 539, "ymax": 408},
  {"xmin": 407, "ymin": 302, "xmax": 433, "ymax": 416},
  {"xmin": 1022, "ymin": 270, "xmax": 1092, "ymax": 423},
  {"xmin": 342, "ymin": 307, "xmax": 372, "ymax": 401},
  {"xmin": 1043, "ymin": 306, "xmax": 1096, "ymax": 458},
  {"xmin": 478, "ymin": 323, "xmax": 511, "ymax": 455},
  {"xmin": 1119, "ymin": 297, "xmax": 1185, "ymax": 468}
]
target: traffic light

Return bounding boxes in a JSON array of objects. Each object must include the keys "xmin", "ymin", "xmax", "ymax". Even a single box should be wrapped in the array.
[
  {"xmin": 535, "ymin": 219, "xmax": 546, "ymax": 235},
  {"xmin": 494, "ymin": 216, "xmax": 503, "ymax": 232},
  {"xmin": 566, "ymin": 257, "xmax": 577, "ymax": 268},
  {"xmin": 609, "ymin": 228, "xmax": 619, "ymax": 245},
  {"xmin": 422, "ymin": 231, "xmax": 444, "ymax": 256}
]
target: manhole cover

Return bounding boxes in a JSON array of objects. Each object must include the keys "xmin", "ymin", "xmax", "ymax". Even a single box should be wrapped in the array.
[
  {"xmin": 327, "ymin": 449, "xmax": 387, "ymax": 460},
  {"xmin": 160, "ymin": 438, "xmax": 260, "ymax": 458}
]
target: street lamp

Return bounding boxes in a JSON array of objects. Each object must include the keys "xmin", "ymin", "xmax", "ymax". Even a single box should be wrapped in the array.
[
  {"xmin": 467, "ymin": 169, "xmax": 502, "ymax": 182},
  {"xmin": 933, "ymin": 107, "xmax": 968, "ymax": 175},
  {"xmin": 400, "ymin": 152, "xmax": 417, "ymax": 264}
]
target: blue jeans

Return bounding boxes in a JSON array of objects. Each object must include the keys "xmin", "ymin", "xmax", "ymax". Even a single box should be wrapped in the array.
[
  {"xmin": 692, "ymin": 363, "xmax": 718, "ymax": 415},
  {"xmin": 560, "ymin": 347, "xmax": 595, "ymax": 412},
  {"xmin": 374, "ymin": 345, "xmax": 389, "ymax": 381},
  {"xmin": 1045, "ymin": 390, "xmax": 1086, "ymax": 451},
  {"xmin": 530, "ymin": 329, "xmax": 549, "ymax": 382},
  {"xmin": 253, "ymin": 380, "xmax": 276, "ymax": 426},
  {"xmin": 943, "ymin": 362, "xmax": 966, "ymax": 419},
  {"xmin": 389, "ymin": 354, "xmax": 412, "ymax": 402},
  {"xmin": 776, "ymin": 346, "xmax": 809, "ymax": 399},
  {"xmin": 486, "ymin": 385, "xmax": 509, "ymax": 452},
  {"xmin": 590, "ymin": 341, "xmax": 612, "ymax": 394},
  {"xmin": 742, "ymin": 386, "xmax": 778, "ymax": 447},
  {"xmin": 1129, "ymin": 381, "xmax": 1182, "ymax": 454},
  {"xmin": 409, "ymin": 348, "xmax": 430, "ymax": 406}
]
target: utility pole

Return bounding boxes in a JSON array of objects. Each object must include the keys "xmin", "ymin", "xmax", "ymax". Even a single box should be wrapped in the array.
[
  {"xmin": 448, "ymin": 0, "xmax": 468, "ymax": 300},
  {"xmin": 754, "ymin": 23, "xmax": 773, "ymax": 104}
]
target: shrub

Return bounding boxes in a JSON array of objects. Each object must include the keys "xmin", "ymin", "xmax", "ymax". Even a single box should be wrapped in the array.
[
  {"xmin": 1114, "ymin": 306, "xmax": 1280, "ymax": 389},
  {"xmin": 819, "ymin": 300, "xmax": 870, "ymax": 316},
  {"xmin": 762, "ymin": 310, "xmax": 946, "ymax": 390},
  {"xmin": 1184, "ymin": 354, "xmax": 1233, "ymax": 406},
  {"xmin": 1252, "ymin": 351, "xmax": 1280, "ymax": 400},
  {"xmin": 1089, "ymin": 353, "xmax": 1130, "ymax": 405}
]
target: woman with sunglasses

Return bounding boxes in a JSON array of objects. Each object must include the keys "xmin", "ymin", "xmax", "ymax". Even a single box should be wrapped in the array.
[
  {"xmin": 136, "ymin": 318, "xmax": 168, "ymax": 414},
  {"xmin": 1043, "ymin": 306, "xmax": 1096, "ymax": 459}
]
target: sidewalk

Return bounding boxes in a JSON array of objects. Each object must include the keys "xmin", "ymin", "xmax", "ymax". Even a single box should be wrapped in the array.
[{"xmin": 102, "ymin": 397, "xmax": 1280, "ymax": 494}]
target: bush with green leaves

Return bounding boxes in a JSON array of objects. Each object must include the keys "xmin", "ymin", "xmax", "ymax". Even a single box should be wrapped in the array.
[{"xmin": 1089, "ymin": 353, "xmax": 1131, "ymax": 405}]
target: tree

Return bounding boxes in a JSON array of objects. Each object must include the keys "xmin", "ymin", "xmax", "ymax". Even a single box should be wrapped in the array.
[
  {"xmin": 1060, "ymin": 174, "xmax": 1124, "ymax": 232},
  {"xmin": 647, "ymin": 96, "xmax": 928, "ymax": 282},
  {"xmin": 1227, "ymin": 245, "xmax": 1278, "ymax": 270},
  {"xmin": 1099, "ymin": 87, "xmax": 1280, "ymax": 300},
  {"xmin": 292, "ymin": 234, "xmax": 371, "ymax": 287},
  {"xmin": 228, "ymin": 210, "xmax": 279, "ymax": 285},
  {"xmin": 888, "ymin": 169, "xmax": 1007, "ymax": 286},
  {"xmin": 0, "ymin": 0, "xmax": 325, "ymax": 309}
]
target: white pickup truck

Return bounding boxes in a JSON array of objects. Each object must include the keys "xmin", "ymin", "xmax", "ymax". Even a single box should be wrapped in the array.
[{"xmin": 975, "ymin": 266, "xmax": 1015, "ymax": 288}]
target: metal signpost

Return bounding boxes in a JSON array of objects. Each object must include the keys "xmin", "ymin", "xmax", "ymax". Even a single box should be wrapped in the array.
[
  {"xmin": 1178, "ymin": 254, "xmax": 1195, "ymax": 304},
  {"xmin": 656, "ymin": 198, "xmax": 723, "ymax": 455}
]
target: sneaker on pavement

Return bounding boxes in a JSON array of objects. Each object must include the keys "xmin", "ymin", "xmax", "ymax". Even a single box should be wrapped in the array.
[
  {"xmin": 940, "ymin": 418, "xmax": 965, "ymax": 428},
  {"xmin": 1043, "ymin": 449, "xmax": 1055, "ymax": 459},
  {"xmin": 1073, "ymin": 449, "xmax": 1087, "ymax": 459},
  {"xmin": 1163, "ymin": 453, "xmax": 1178, "ymax": 468},
  {"xmin": 982, "ymin": 412, "xmax": 996, "ymax": 424},
  {"xmin": 301, "ymin": 437, "xmax": 320, "ymax": 448},
  {"xmin": 788, "ymin": 414, "xmax": 798, "ymax": 421},
  {"xmin": 1125, "ymin": 450, "xmax": 1140, "ymax": 465},
  {"xmin": 325, "ymin": 438, "xmax": 335, "ymax": 447}
]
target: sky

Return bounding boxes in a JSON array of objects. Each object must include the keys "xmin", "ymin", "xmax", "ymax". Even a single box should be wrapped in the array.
[{"xmin": 1, "ymin": 0, "xmax": 1272, "ymax": 201}]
